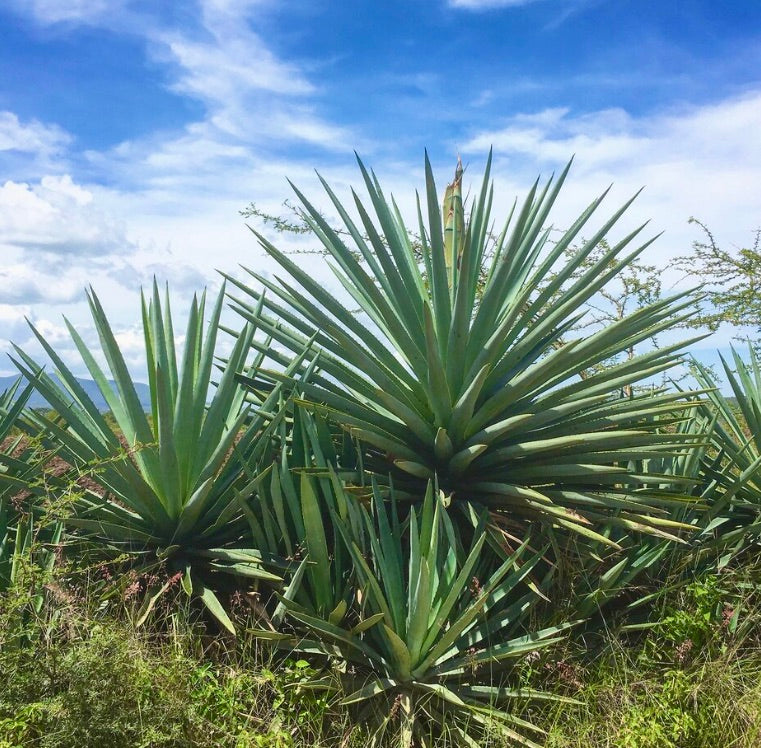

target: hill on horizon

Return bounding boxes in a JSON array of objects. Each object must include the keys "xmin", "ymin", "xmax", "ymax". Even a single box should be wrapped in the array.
[{"xmin": 0, "ymin": 375, "xmax": 152, "ymax": 413}]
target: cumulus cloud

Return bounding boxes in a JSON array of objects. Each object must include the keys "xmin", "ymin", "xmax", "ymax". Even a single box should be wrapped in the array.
[
  {"xmin": 460, "ymin": 92, "xmax": 761, "ymax": 266},
  {"xmin": 0, "ymin": 176, "xmax": 136, "ymax": 258},
  {"xmin": 112, "ymin": 259, "xmax": 210, "ymax": 296},
  {"xmin": 0, "ymin": 169, "xmax": 212, "ymax": 361},
  {"xmin": 462, "ymin": 94, "xmax": 761, "ymax": 174},
  {"xmin": 0, "ymin": 304, "xmax": 32, "ymax": 343},
  {"xmin": 0, "ymin": 112, "xmax": 70, "ymax": 155},
  {"xmin": 0, "ymin": 111, "xmax": 72, "ymax": 179},
  {"xmin": 0, "ymin": 306, "xmax": 79, "ymax": 376},
  {"xmin": 0, "ymin": 263, "xmax": 85, "ymax": 305}
]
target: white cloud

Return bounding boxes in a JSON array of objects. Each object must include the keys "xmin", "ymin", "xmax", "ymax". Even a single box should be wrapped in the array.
[
  {"xmin": 164, "ymin": 34, "xmax": 313, "ymax": 104},
  {"xmin": 139, "ymin": 0, "xmax": 356, "ymax": 153},
  {"xmin": 460, "ymin": 92, "xmax": 761, "ymax": 282},
  {"xmin": 0, "ymin": 304, "xmax": 32, "ymax": 342},
  {"xmin": 0, "ymin": 176, "xmax": 134, "ymax": 257},
  {"xmin": 0, "ymin": 307, "xmax": 76, "ymax": 376},
  {"xmin": 112, "ymin": 323, "xmax": 150, "ymax": 373},
  {"xmin": 0, "ymin": 112, "xmax": 70, "ymax": 155},
  {"xmin": 6, "ymin": 0, "xmax": 126, "ymax": 25},
  {"xmin": 463, "ymin": 95, "xmax": 761, "ymax": 173},
  {"xmin": 40, "ymin": 174, "xmax": 92, "ymax": 205},
  {"xmin": 115, "ymin": 258, "xmax": 209, "ymax": 294},
  {"xmin": 0, "ymin": 263, "xmax": 85, "ymax": 305},
  {"xmin": 0, "ymin": 169, "xmax": 211, "ymax": 369}
]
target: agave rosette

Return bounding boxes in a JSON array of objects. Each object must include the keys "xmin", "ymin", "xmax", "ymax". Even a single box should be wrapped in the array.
[
  {"xmin": 256, "ymin": 481, "xmax": 576, "ymax": 748},
  {"xmin": 691, "ymin": 347, "xmax": 761, "ymax": 559},
  {"xmin": 8, "ymin": 282, "xmax": 303, "ymax": 632},
  {"xmin": 229, "ymin": 152, "xmax": 703, "ymax": 545},
  {"xmin": 0, "ymin": 379, "xmax": 63, "ymax": 612}
]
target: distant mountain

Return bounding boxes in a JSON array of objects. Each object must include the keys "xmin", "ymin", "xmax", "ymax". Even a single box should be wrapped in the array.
[{"xmin": 0, "ymin": 375, "xmax": 152, "ymax": 413}]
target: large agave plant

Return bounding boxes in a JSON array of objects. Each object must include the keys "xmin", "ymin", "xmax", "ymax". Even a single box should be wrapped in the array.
[
  {"xmin": 229, "ymin": 152, "xmax": 703, "ymax": 545},
  {"xmin": 8, "ymin": 282, "xmax": 300, "ymax": 632},
  {"xmin": 257, "ymin": 481, "xmax": 576, "ymax": 748}
]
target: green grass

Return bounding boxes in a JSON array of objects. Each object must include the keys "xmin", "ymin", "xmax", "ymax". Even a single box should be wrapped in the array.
[
  {"xmin": 536, "ymin": 567, "xmax": 761, "ymax": 748},
  {"xmin": 0, "ymin": 608, "xmax": 362, "ymax": 747},
  {"xmin": 541, "ymin": 644, "xmax": 761, "ymax": 748},
  {"xmin": 4, "ymin": 554, "xmax": 761, "ymax": 748}
]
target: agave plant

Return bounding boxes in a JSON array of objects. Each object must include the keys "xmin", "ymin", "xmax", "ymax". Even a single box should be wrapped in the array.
[
  {"xmin": 240, "ymin": 405, "xmax": 367, "ymax": 623},
  {"xmin": 8, "ymin": 281, "xmax": 302, "ymax": 632},
  {"xmin": 256, "ymin": 480, "xmax": 577, "ymax": 748},
  {"xmin": 229, "ymin": 152, "xmax": 703, "ymax": 546},
  {"xmin": 0, "ymin": 379, "xmax": 62, "ymax": 622},
  {"xmin": 563, "ymin": 409, "xmax": 712, "ymax": 619},
  {"xmin": 691, "ymin": 347, "xmax": 761, "ymax": 562}
]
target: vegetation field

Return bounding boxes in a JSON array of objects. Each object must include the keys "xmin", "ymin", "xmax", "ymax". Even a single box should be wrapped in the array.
[{"xmin": 3, "ymin": 155, "xmax": 761, "ymax": 747}]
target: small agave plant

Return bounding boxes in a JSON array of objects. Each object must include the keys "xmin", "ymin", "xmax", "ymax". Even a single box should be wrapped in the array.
[
  {"xmin": 242, "ymin": 406, "xmax": 366, "ymax": 624},
  {"xmin": 0, "ymin": 379, "xmax": 62, "ymax": 619},
  {"xmin": 229, "ymin": 151, "xmax": 704, "ymax": 547},
  {"xmin": 255, "ymin": 479, "xmax": 577, "ymax": 748},
  {"xmin": 570, "ymin": 409, "xmax": 711, "ymax": 618},
  {"xmin": 691, "ymin": 347, "xmax": 761, "ymax": 563},
  {"xmin": 9, "ymin": 281, "xmax": 301, "ymax": 632}
]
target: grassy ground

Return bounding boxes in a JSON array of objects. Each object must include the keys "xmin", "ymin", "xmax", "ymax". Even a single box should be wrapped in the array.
[{"xmin": 3, "ymin": 555, "xmax": 761, "ymax": 748}]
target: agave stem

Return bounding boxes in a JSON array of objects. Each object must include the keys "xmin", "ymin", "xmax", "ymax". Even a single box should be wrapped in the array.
[{"xmin": 442, "ymin": 155, "xmax": 464, "ymax": 291}]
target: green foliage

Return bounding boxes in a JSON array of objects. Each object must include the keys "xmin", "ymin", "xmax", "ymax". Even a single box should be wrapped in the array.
[
  {"xmin": 0, "ymin": 377, "xmax": 36, "ymax": 595},
  {"xmin": 690, "ymin": 345, "xmax": 761, "ymax": 564},
  {"xmin": 676, "ymin": 218, "xmax": 761, "ymax": 340},
  {"xmin": 564, "ymin": 409, "xmax": 718, "ymax": 625},
  {"xmin": 230, "ymin": 152, "xmax": 704, "ymax": 548},
  {"xmin": 541, "ymin": 566, "xmax": 761, "ymax": 748},
  {"xmin": 590, "ymin": 667, "xmax": 727, "ymax": 748},
  {"xmin": 258, "ymin": 658, "xmax": 334, "ymax": 739},
  {"xmin": 0, "ymin": 379, "xmax": 65, "ymax": 642},
  {"xmin": 5, "ymin": 151, "xmax": 761, "ymax": 747},
  {"xmin": 247, "ymin": 408, "xmax": 365, "ymax": 623},
  {"xmin": 6, "ymin": 282, "xmax": 304, "ymax": 632},
  {"xmin": 0, "ymin": 616, "xmax": 355, "ymax": 748},
  {"xmin": 256, "ymin": 480, "xmax": 576, "ymax": 748},
  {"xmin": 655, "ymin": 575, "xmax": 727, "ymax": 651}
]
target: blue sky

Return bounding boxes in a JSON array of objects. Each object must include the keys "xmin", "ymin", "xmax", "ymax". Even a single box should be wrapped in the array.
[{"xmin": 1, "ymin": 0, "xmax": 760, "ymax": 376}]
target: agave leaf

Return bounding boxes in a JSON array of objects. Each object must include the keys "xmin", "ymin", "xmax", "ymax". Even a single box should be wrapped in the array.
[
  {"xmin": 341, "ymin": 677, "xmax": 398, "ymax": 705},
  {"xmin": 196, "ymin": 580, "xmax": 236, "ymax": 635}
]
